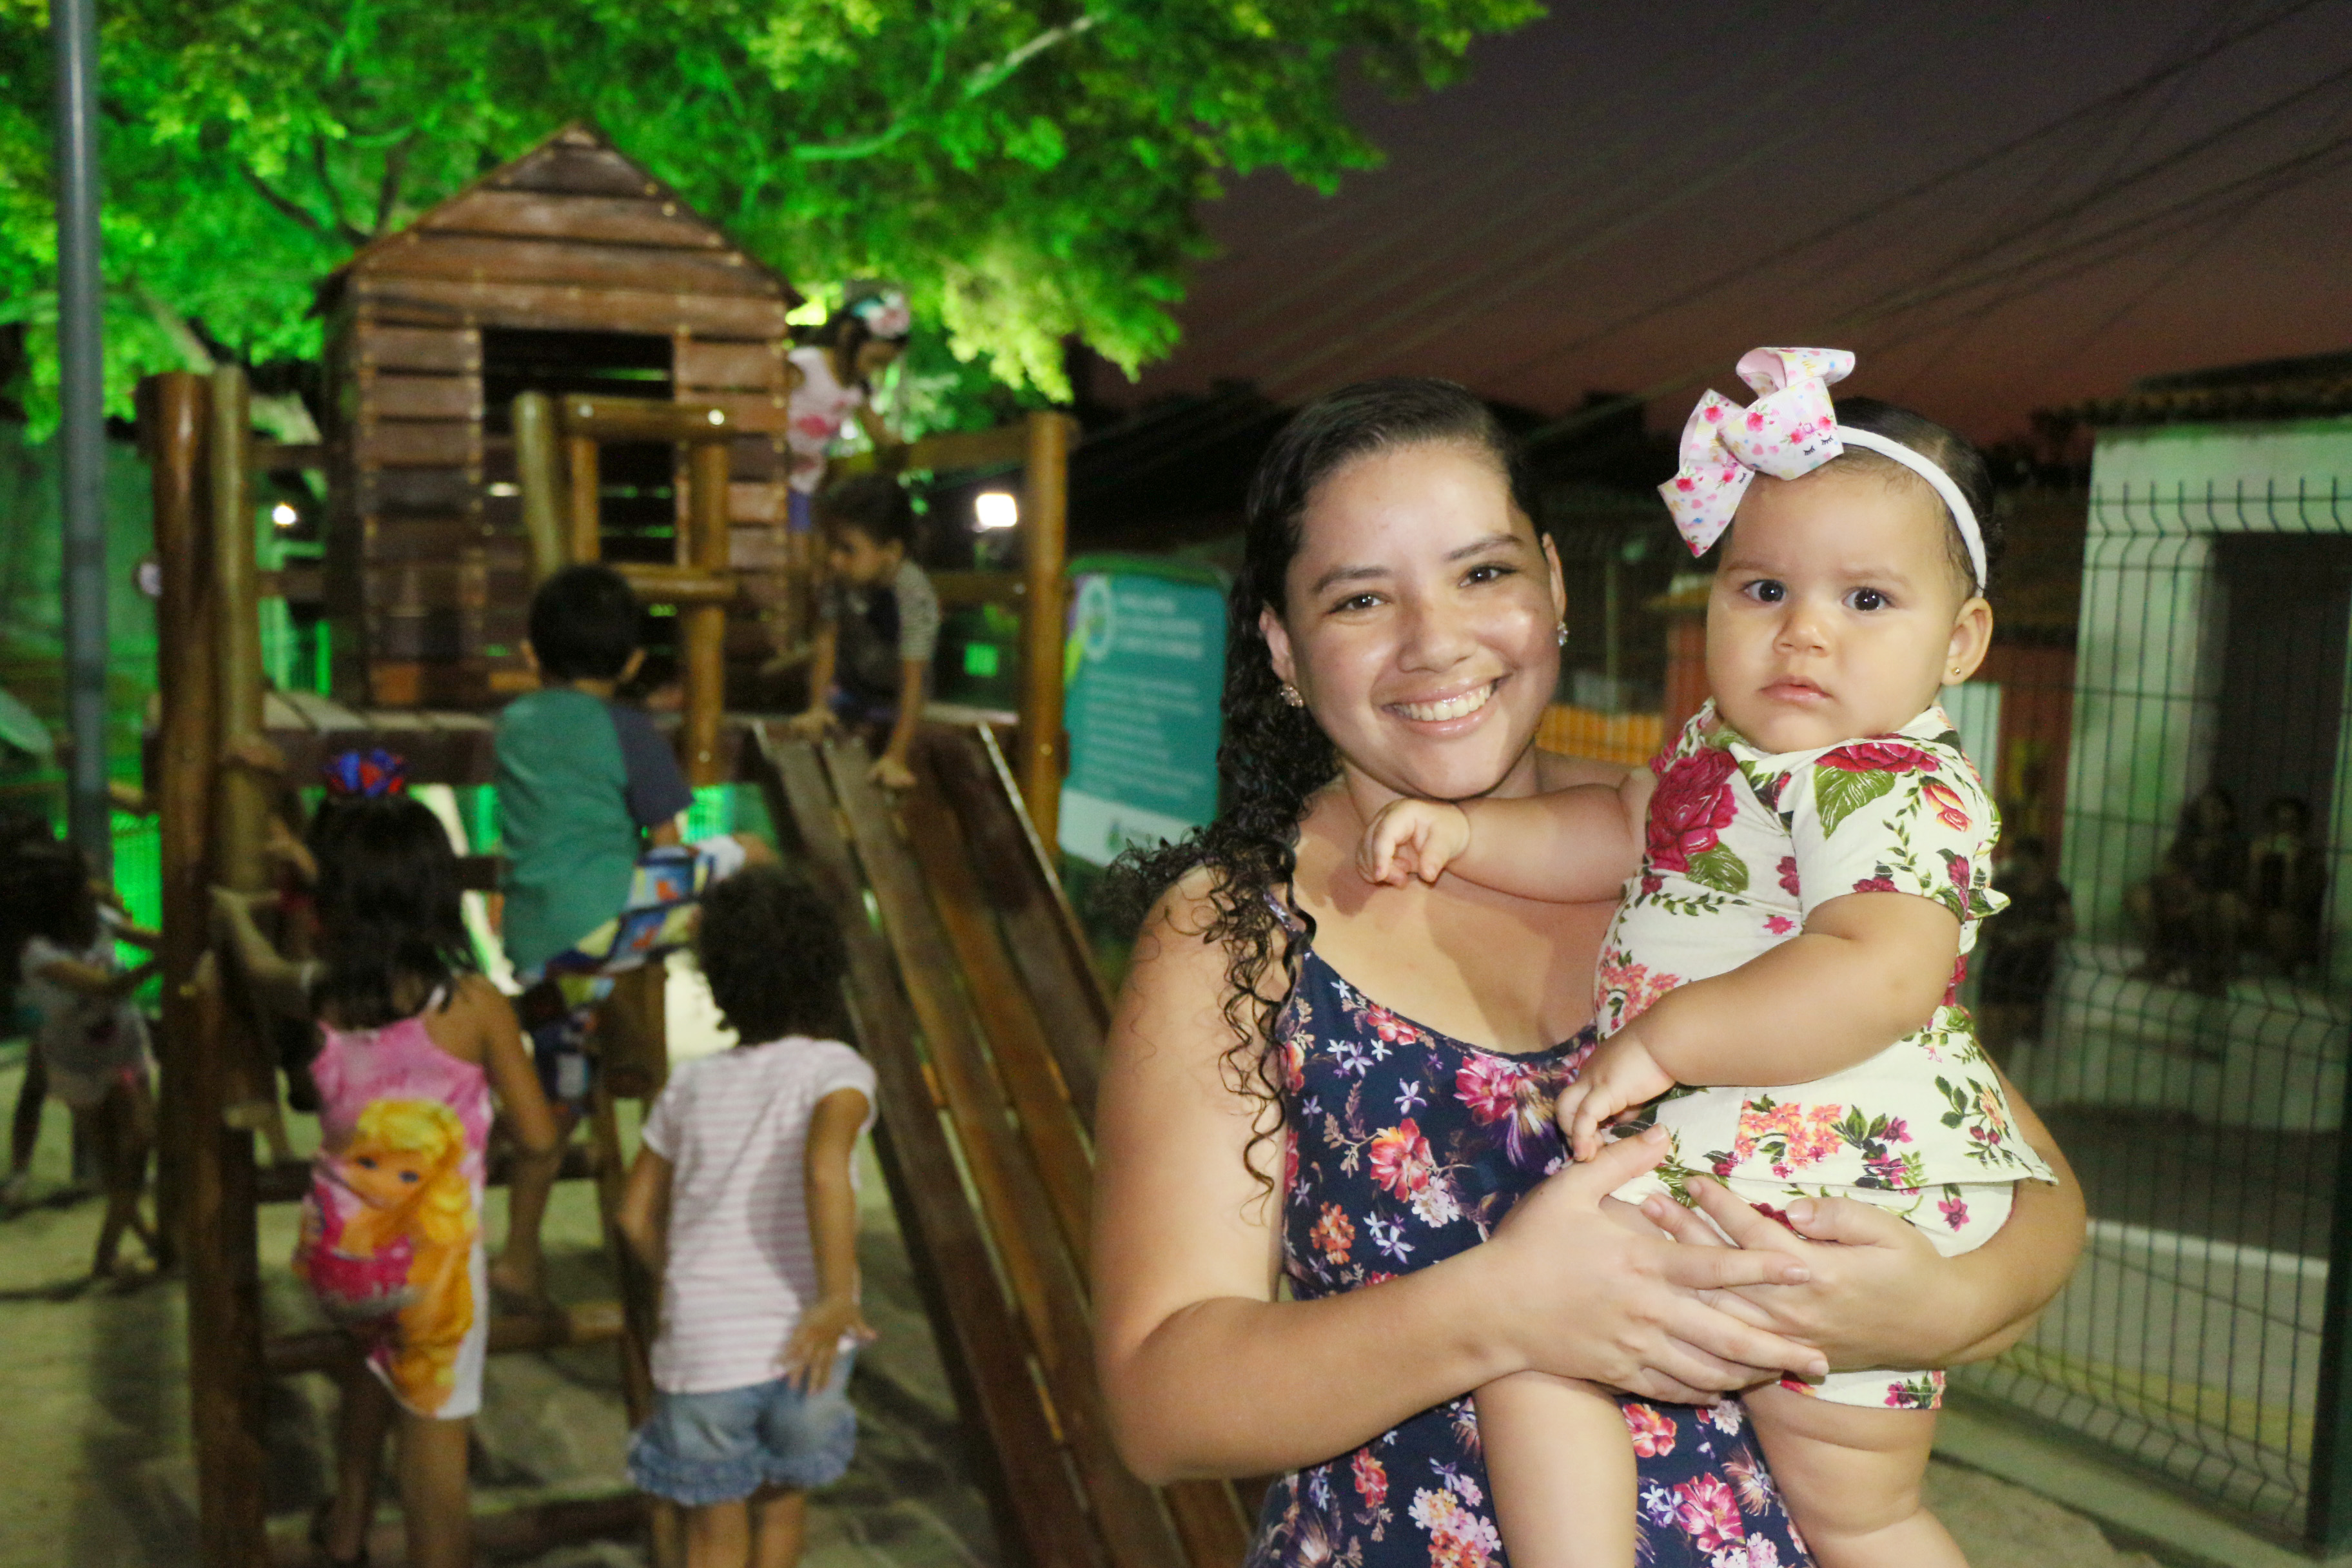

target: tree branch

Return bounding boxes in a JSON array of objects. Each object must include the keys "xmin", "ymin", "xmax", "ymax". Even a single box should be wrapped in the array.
[
  {"xmin": 371, "ymin": 132, "xmax": 417, "ymax": 239},
  {"xmin": 311, "ymin": 136, "xmax": 369, "ymax": 248},
  {"xmin": 792, "ymin": 12, "xmax": 1097, "ymax": 162},
  {"xmin": 236, "ymin": 161, "xmax": 329, "ymax": 239}
]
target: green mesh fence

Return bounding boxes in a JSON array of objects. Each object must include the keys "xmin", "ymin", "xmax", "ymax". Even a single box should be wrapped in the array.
[{"xmin": 1954, "ymin": 475, "xmax": 2352, "ymax": 1543}]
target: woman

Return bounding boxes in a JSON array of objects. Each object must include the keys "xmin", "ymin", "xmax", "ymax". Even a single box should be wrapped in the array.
[{"xmin": 1092, "ymin": 380, "xmax": 2083, "ymax": 1565}]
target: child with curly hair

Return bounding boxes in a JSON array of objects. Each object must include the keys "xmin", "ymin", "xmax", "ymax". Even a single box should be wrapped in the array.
[
  {"xmin": 618, "ymin": 864, "xmax": 876, "ymax": 1568},
  {"xmin": 215, "ymin": 786, "xmax": 559, "ymax": 1568}
]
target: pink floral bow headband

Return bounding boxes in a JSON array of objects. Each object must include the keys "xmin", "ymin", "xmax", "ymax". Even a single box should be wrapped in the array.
[{"xmin": 1657, "ymin": 346, "xmax": 1987, "ymax": 591}]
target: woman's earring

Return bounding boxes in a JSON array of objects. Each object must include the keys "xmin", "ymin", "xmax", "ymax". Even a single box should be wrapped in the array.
[
  {"xmin": 1554, "ymin": 620, "xmax": 1569, "ymax": 648},
  {"xmin": 1279, "ymin": 682, "xmax": 1306, "ymax": 709}
]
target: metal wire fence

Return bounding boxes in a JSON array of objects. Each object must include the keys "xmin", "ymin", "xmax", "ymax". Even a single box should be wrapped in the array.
[{"xmin": 1955, "ymin": 473, "xmax": 2352, "ymax": 1544}]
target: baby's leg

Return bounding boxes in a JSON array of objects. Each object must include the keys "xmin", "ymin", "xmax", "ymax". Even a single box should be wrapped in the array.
[
  {"xmin": 1744, "ymin": 1382, "xmax": 1962, "ymax": 1568},
  {"xmin": 1476, "ymin": 1371, "xmax": 1638, "ymax": 1568}
]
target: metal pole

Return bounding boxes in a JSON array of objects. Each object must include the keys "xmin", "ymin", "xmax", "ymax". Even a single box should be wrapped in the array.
[{"xmin": 52, "ymin": 0, "xmax": 108, "ymax": 872}]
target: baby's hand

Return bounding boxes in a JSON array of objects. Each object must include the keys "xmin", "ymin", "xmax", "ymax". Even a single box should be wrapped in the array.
[
  {"xmin": 1554, "ymin": 1031, "xmax": 1677, "ymax": 1162},
  {"xmin": 779, "ymin": 1297, "xmax": 877, "ymax": 1393},
  {"xmin": 1358, "ymin": 798, "xmax": 1471, "ymax": 887}
]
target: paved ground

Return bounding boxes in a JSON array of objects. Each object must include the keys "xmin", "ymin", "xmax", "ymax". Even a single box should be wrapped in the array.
[{"xmin": 0, "ymin": 1053, "xmax": 2166, "ymax": 1567}]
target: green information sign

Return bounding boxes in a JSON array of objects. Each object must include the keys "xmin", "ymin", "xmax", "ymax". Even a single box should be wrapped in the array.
[{"xmin": 1059, "ymin": 556, "xmax": 1227, "ymax": 867}]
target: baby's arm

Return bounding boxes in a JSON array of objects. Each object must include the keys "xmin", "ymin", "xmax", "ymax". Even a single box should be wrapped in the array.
[
  {"xmin": 1558, "ymin": 890, "xmax": 1959, "ymax": 1159},
  {"xmin": 780, "ymin": 1086, "xmax": 877, "ymax": 1391},
  {"xmin": 1358, "ymin": 769, "xmax": 1654, "ymax": 900},
  {"xmin": 30, "ymin": 951, "xmax": 158, "ymax": 1002}
]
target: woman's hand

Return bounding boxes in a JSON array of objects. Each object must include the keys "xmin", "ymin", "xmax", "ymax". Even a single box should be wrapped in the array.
[
  {"xmin": 1639, "ymin": 1173, "xmax": 2060, "ymax": 1371},
  {"xmin": 1481, "ymin": 1128, "xmax": 1829, "ymax": 1403}
]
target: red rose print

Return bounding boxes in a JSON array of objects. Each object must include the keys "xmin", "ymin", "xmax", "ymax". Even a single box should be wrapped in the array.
[
  {"xmin": 1819, "ymin": 741, "xmax": 1937, "ymax": 774},
  {"xmin": 1938, "ymin": 1193, "xmax": 1971, "ymax": 1231},
  {"xmin": 1778, "ymin": 856, "xmax": 1801, "ymax": 897},
  {"xmin": 1647, "ymin": 748, "xmax": 1740, "ymax": 874},
  {"xmin": 1353, "ymin": 1451, "xmax": 1388, "ymax": 1510},
  {"xmin": 1852, "ymin": 875, "xmax": 1898, "ymax": 894},
  {"xmin": 1309, "ymin": 1204, "xmax": 1355, "ymax": 1264}
]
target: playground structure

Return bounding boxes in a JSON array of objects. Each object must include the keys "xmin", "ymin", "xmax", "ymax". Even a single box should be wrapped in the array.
[{"xmin": 138, "ymin": 132, "xmax": 1217, "ymax": 1559}]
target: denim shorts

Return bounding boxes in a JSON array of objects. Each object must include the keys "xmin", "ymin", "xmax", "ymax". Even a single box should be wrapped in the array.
[{"xmin": 627, "ymin": 1356, "xmax": 858, "ymax": 1506}]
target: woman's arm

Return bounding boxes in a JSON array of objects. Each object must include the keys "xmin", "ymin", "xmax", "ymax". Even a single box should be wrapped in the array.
[
  {"xmin": 1646, "ymin": 1073, "xmax": 2083, "ymax": 1369},
  {"xmin": 1092, "ymin": 882, "xmax": 1825, "ymax": 1484}
]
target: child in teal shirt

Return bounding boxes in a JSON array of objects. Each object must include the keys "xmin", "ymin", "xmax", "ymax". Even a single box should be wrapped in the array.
[{"xmin": 492, "ymin": 564, "xmax": 764, "ymax": 1298}]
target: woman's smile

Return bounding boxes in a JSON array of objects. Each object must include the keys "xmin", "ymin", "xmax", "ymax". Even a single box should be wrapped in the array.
[{"xmin": 1388, "ymin": 677, "xmax": 1502, "ymax": 726}]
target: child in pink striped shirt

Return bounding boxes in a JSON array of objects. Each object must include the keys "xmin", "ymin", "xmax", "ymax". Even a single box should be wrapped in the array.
[{"xmin": 616, "ymin": 865, "xmax": 875, "ymax": 1568}]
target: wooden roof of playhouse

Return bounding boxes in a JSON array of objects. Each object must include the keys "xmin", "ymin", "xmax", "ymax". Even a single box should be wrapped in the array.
[{"xmin": 317, "ymin": 122, "xmax": 807, "ymax": 710}]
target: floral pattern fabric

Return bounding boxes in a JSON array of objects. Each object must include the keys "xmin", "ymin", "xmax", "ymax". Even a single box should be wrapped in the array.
[
  {"xmin": 1246, "ymin": 946, "xmax": 1814, "ymax": 1568},
  {"xmin": 1596, "ymin": 701, "xmax": 2050, "ymax": 1199}
]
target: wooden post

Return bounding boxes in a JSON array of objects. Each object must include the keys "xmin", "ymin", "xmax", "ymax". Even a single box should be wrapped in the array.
[
  {"xmin": 514, "ymin": 391, "xmax": 569, "ymax": 582},
  {"xmin": 1017, "ymin": 411, "xmax": 1075, "ymax": 851},
  {"xmin": 145, "ymin": 372, "xmax": 210, "ymax": 1260},
  {"xmin": 682, "ymin": 436, "xmax": 730, "ymax": 786},
  {"xmin": 210, "ymin": 366, "xmax": 267, "ymax": 894},
  {"xmin": 566, "ymin": 433, "xmax": 602, "ymax": 565}
]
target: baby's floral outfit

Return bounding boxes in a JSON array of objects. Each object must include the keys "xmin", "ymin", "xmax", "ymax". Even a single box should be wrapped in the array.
[
  {"xmin": 1598, "ymin": 701, "xmax": 2055, "ymax": 1409},
  {"xmin": 1245, "ymin": 943, "xmax": 1814, "ymax": 1568}
]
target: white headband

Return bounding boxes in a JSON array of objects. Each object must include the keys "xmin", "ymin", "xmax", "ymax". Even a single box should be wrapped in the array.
[
  {"xmin": 1658, "ymin": 347, "xmax": 1988, "ymax": 593},
  {"xmin": 1833, "ymin": 427, "xmax": 1988, "ymax": 593}
]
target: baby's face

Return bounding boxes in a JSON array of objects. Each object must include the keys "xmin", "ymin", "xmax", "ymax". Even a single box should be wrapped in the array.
[{"xmin": 1705, "ymin": 466, "xmax": 1985, "ymax": 754}]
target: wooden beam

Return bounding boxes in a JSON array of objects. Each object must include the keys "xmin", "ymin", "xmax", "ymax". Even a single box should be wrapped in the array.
[
  {"xmin": 929, "ymin": 570, "xmax": 1023, "ymax": 611},
  {"xmin": 556, "ymin": 394, "xmax": 734, "ymax": 444},
  {"xmin": 680, "ymin": 436, "xmax": 731, "ymax": 785},
  {"xmin": 513, "ymin": 391, "xmax": 568, "ymax": 581},
  {"xmin": 903, "ymin": 424, "xmax": 1030, "ymax": 475},
  {"xmin": 351, "ymin": 274, "xmax": 789, "ymax": 340},
  {"xmin": 610, "ymin": 564, "xmax": 738, "ymax": 606},
  {"xmin": 145, "ymin": 371, "xmax": 210, "ymax": 1260},
  {"xmin": 930, "ymin": 727, "xmax": 1107, "ymax": 1128},
  {"xmin": 1017, "ymin": 412, "xmax": 1077, "ymax": 851},
  {"xmin": 821, "ymin": 738, "xmax": 1188, "ymax": 1568},
  {"xmin": 752, "ymin": 729, "xmax": 1106, "ymax": 1568}
]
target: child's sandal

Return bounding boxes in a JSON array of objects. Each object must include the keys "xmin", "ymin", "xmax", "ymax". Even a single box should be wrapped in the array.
[{"xmin": 309, "ymin": 1500, "xmax": 369, "ymax": 1568}]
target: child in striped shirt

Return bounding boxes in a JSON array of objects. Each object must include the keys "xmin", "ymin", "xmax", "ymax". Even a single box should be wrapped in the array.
[{"xmin": 617, "ymin": 865, "xmax": 876, "ymax": 1567}]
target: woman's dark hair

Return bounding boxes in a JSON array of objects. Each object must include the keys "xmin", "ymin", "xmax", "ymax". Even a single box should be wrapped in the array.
[
  {"xmin": 529, "ymin": 564, "xmax": 641, "ymax": 681},
  {"xmin": 816, "ymin": 475, "xmax": 917, "ymax": 551},
  {"xmin": 1102, "ymin": 378, "xmax": 1533, "ymax": 1182},
  {"xmin": 695, "ymin": 865, "xmax": 848, "ymax": 1044},
  {"xmin": 307, "ymin": 796, "xmax": 476, "ymax": 1030},
  {"xmin": 1828, "ymin": 397, "xmax": 2004, "ymax": 596}
]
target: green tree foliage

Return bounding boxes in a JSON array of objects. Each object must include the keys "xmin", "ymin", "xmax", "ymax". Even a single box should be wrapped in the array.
[{"xmin": 0, "ymin": 0, "xmax": 1539, "ymax": 431}]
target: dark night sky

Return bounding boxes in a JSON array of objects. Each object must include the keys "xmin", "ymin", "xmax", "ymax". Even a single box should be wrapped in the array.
[{"xmin": 1106, "ymin": 0, "xmax": 2352, "ymax": 444}]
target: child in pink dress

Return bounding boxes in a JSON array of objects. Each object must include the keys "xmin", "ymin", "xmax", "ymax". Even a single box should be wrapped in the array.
[
  {"xmin": 1360, "ymin": 351, "xmax": 2061, "ymax": 1568},
  {"xmin": 217, "ymin": 787, "xmax": 559, "ymax": 1568}
]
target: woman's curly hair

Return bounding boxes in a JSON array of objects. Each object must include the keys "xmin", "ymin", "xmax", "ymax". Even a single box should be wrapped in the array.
[{"xmin": 1102, "ymin": 378, "xmax": 1538, "ymax": 1184}]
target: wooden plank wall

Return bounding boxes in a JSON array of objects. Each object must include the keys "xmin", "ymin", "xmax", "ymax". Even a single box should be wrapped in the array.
[{"xmin": 329, "ymin": 125, "xmax": 797, "ymax": 709}]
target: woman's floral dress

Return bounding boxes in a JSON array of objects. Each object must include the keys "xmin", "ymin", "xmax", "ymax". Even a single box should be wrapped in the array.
[
  {"xmin": 1596, "ymin": 701, "xmax": 2055, "ymax": 1409},
  {"xmin": 1246, "ymin": 945, "xmax": 1814, "ymax": 1568}
]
